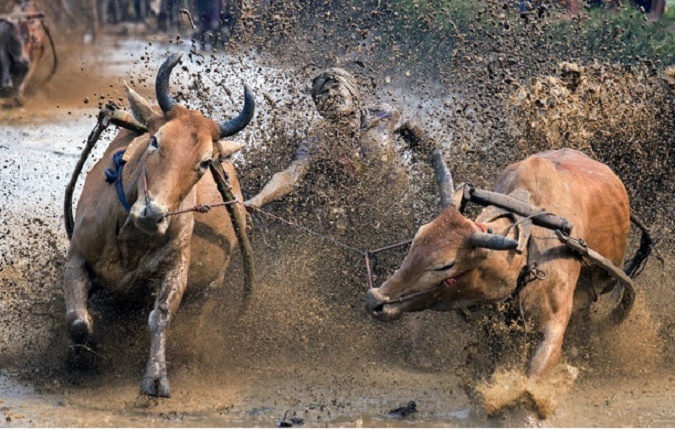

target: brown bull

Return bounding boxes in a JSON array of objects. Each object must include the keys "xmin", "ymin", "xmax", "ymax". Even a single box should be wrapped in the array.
[
  {"xmin": 64, "ymin": 53, "xmax": 254, "ymax": 397},
  {"xmin": 16, "ymin": 1, "xmax": 51, "ymax": 92},
  {"xmin": 366, "ymin": 148, "xmax": 649, "ymax": 380},
  {"xmin": 0, "ymin": 0, "xmax": 56, "ymax": 105}
]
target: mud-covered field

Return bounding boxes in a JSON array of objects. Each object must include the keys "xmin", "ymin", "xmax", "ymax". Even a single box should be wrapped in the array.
[{"xmin": 1, "ymin": 2, "xmax": 675, "ymax": 426}]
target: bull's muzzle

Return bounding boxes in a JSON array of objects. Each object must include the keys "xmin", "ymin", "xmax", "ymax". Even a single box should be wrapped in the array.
[
  {"xmin": 130, "ymin": 200, "xmax": 169, "ymax": 235},
  {"xmin": 365, "ymin": 288, "xmax": 403, "ymax": 322}
]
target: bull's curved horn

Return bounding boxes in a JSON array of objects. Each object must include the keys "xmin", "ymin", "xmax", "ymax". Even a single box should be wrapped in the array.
[
  {"xmin": 220, "ymin": 85, "xmax": 255, "ymax": 138},
  {"xmin": 470, "ymin": 232, "xmax": 518, "ymax": 251},
  {"xmin": 433, "ymin": 148, "xmax": 455, "ymax": 209},
  {"xmin": 156, "ymin": 53, "xmax": 183, "ymax": 114}
]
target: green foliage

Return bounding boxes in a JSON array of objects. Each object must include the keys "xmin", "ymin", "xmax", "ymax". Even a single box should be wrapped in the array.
[
  {"xmin": 386, "ymin": 0, "xmax": 675, "ymax": 65},
  {"xmin": 551, "ymin": 5, "xmax": 675, "ymax": 65}
]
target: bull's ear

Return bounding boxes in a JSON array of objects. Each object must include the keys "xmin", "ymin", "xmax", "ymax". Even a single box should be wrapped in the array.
[
  {"xmin": 125, "ymin": 83, "xmax": 161, "ymax": 125},
  {"xmin": 452, "ymin": 184, "xmax": 465, "ymax": 209},
  {"xmin": 216, "ymin": 140, "xmax": 244, "ymax": 160}
]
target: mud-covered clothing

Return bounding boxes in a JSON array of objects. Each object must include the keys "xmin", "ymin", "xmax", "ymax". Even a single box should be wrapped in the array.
[
  {"xmin": 291, "ymin": 103, "xmax": 430, "ymax": 184},
  {"xmin": 295, "ymin": 104, "xmax": 400, "ymax": 163},
  {"xmin": 247, "ymin": 102, "xmax": 435, "ymax": 211},
  {"xmin": 247, "ymin": 102, "xmax": 435, "ymax": 252}
]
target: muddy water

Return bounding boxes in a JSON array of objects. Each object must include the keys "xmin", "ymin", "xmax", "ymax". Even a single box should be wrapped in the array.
[{"xmin": 1, "ymin": 32, "xmax": 675, "ymax": 427}]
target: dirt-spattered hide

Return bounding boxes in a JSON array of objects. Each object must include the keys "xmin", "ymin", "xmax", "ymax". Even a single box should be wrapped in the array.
[{"xmin": 1, "ymin": 0, "xmax": 675, "ymax": 426}]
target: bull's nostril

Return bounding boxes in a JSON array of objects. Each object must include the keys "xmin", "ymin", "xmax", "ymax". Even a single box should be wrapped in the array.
[
  {"xmin": 372, "ymin": 304, "xmax": 384, "ymax": 313},
  {"xmin": 157, "ymin": 216, "xmax": 166, "ymax": 225}
]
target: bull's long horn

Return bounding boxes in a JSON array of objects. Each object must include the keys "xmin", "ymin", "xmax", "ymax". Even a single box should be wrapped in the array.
[
  {"xmin": 433, "ymin": 148, "xmax": 455, "ymax": 208},
  {"xmin": 220, "ymin": 85, "xmax": 255, "ymax": 138},
  {"xmin": 156, "ymin": 53, "xmax": 183, "ymax": 113},
  {"xmin": 470, "ymin": 232, "xmax": 518, "ymax": 251}
]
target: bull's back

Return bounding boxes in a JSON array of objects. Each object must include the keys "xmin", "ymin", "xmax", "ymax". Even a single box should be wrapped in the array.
[{"xmin": 494, "ymin": 148, "xmax": 630, "ymax": 265}]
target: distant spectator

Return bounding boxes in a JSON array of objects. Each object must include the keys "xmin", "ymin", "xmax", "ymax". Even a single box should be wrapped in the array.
[
  {"xmin": 157, "ymin": 0, "xmax": 181, "ymax": 31},
  {"xmin": 610, "ymin": 0, "xmax": 666, "ymax": 20}
]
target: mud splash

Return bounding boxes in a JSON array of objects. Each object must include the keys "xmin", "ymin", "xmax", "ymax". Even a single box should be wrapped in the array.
[
  {"xmin": 477, "ymin": 365, "xmax": 578, "ymax": 419},
  {"xmin": 1, "ymin": 1, "xmax": 675, "ymax": 426}
]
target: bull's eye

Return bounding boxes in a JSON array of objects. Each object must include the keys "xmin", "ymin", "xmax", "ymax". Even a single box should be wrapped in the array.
[
  {"xmin": 199, "ymin": 160, "xmax": 211, "ymax": 171},
  {"xmin": 432, "ymin": 262, "xmax": 455, "ymax": 272},
  {"xmin": 149, "ymin": 137, "xmax": 159, "ymax": 150}
]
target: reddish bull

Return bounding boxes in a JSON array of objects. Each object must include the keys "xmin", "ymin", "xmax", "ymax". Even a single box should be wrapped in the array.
[
  {"xmin": 366, "ymin": 148, "xmax": 650, "ymax": 380},
  {"xmin": 64, "ymin": 53, "xmax": 254, "ymax": 397}
]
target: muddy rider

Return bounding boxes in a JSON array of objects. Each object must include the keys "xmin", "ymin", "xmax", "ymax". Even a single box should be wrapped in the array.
[{"xmin": 244, "ymin": 67, "xmax": 436, "ymax": 215}]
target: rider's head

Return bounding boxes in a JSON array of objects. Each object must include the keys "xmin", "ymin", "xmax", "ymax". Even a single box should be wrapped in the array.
[{"xmin": 311, "ymin": 68, "xmax": 360, "ymax": 124}]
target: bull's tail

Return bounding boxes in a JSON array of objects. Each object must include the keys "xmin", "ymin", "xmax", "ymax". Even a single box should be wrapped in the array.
[{"xmin": 624, "ymin": 213, "xmax": 659, "ymax": 279}]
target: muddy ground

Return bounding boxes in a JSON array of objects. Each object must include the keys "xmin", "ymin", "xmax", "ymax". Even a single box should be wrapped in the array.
[{"xmin": 1, "ymin": 18, "xmax": 675, "ymax": 428}]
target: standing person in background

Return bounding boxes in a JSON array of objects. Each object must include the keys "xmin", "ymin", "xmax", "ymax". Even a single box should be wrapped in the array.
[
  {"xmin": 559, "ymin": 0, "xmax": 581, "ymax": 17},
  {"xmin": 194, "ymin": 0, "xmax": 223, "ymax": 43},
  {"xmin": 157, "ymin": 0, "xmax": 181, "ymax": 31},
  {"xmin": 610, "ymin": 0, "xmax": 666, "ymax": 20}
]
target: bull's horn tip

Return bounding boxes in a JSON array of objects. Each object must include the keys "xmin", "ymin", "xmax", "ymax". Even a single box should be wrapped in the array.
[
  {"xmin": 243, "ymin": 84, "xmax": 254, "ymax": 102},
  {"xmin": 167, "ymin": 52, "xmax": 183, "ymax": 64}
]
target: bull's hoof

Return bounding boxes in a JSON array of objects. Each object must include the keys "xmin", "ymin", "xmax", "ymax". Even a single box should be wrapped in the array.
[
  {"xmin": 140, "ymin": 376, "xmax": 171, "ymax": 398},
  {"xmin": 69, "ymin": 318, "xmax": 93, "ymax": 345},
  {"xmin": 67, "ymin": 315, "xmax": 97, "ymax": 370},
  {"xmin": 68, "ymin": 314, "xmax": 94, "ymax": 346},
  {"xmin": 12, "ymin": 95, "xmax": 24, "ymax": 108}
]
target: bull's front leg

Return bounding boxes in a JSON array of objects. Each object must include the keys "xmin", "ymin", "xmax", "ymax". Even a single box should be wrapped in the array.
[
  {"xmin": 140, "ymin": 253, "xmax": 189, "ymax": 398},
  {"xmin": 526, "ymin": 276, "xmax": 576, "ymax": 380},
  {"xmin": 63, "ymin": 253, "xmax": 95, "ymax": 354}
]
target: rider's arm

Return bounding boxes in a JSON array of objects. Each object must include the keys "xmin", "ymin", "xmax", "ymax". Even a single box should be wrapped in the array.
[
  {"xmin": 396, "ymin": 116, "xmax": 437, "ymax": 159},
  {"xmin": 244, "ymin": 137, "xmax": 318, "ymax": 209}
]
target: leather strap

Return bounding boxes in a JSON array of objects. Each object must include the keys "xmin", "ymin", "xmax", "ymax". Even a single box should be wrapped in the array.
[{"xmin": 104, "ymin": 149, "xmax": 131, "ymax": 212}]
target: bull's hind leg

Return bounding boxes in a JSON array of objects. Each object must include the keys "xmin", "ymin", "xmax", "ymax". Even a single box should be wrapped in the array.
[
  {"xmin": 609, "ymin": 283, "xmax": 635, "ymax": 324},
  {"xmin": 140, "ymin": 256, "xmax": 188, "ymax": 398},
  {"xmin": 63, "ymin": 254, "xmax": 95, "ymax": 361}
]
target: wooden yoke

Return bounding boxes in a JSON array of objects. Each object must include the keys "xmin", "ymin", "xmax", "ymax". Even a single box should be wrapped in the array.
[
  {"xmin": 461, "ymin": 184, "xmax": 574, "ymax": 234},
  {"xmin": 456, "ymin": 183, "xmax": 634, "ymax": 294}
]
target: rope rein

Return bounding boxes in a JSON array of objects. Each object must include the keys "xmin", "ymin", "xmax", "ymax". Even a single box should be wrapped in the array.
[{"xmin": 163, "ymin": 197, "xmax": 412, "ymax": 291}]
